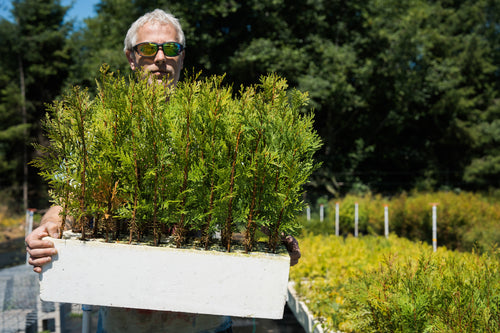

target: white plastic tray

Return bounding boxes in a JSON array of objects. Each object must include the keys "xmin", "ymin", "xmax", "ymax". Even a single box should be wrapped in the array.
[{"xmin": 39, "ymin": 235, "xmax": 290, "ymax": 319}]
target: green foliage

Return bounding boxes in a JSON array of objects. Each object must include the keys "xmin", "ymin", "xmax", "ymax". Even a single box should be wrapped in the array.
[
  {"xmin": 0, "ymin": 0, "xmax": 72, "ymax": 211},
  {"xmin": 290, "ymin": 234, "xmax": 500, "ymax": 332},
  {"xmin": 66, "ymin": 0, "xmax": 500, "ymax": 194},
  {"xmin": 343, "ymin": 245, "xmax": 500, "ymax": 332},
  {"xmin": 33, "ymin": 68, "xmax": 321, "ymax": 251},
  {"xmin": 66, "ymin": 0, "xmax": 137, "ymax": 88},
  {"xmin": 3, "ymin": 0, "xmax": 500, "ymax": 214}
]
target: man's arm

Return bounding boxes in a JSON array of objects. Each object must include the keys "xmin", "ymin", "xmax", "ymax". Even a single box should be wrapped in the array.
[{"xmin": 25, "ymin": 205, "xmax": 63, "ymax": 273}]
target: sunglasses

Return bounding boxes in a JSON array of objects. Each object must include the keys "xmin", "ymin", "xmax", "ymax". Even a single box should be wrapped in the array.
[{"xmin": 133, "ymin": 42, "xmax": 184, "ymax": 57}]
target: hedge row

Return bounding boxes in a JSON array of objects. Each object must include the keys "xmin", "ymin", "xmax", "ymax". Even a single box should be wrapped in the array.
[{"xmin": 302, "ymin": 191, "xmax": 500, "ymax": 252}]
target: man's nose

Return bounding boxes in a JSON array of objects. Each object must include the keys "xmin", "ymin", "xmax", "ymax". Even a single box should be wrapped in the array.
[{"xmin": 154, "ymin": 48, "xmax": 166, "ymax": 64}]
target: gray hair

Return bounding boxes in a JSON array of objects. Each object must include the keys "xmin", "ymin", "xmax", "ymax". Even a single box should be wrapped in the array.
[{"xmin": 123, "ymin": 9, "xmax": 185, "ymax": 53}]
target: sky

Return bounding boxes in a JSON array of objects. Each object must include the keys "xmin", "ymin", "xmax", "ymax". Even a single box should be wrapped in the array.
[{"xmin": 0, "ymin": 0, "xmax": 100, "ymax": 24}]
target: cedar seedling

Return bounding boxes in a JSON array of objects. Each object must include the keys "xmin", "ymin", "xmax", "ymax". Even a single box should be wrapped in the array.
[{"xmin": 34, "ymin": 67, "xmax": 321, "ymax": 252}]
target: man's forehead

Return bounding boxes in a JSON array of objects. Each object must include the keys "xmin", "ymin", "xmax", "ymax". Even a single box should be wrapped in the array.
[{"xmin": 136, "ymin": 22, "xmax": 179, "ymax": 42}]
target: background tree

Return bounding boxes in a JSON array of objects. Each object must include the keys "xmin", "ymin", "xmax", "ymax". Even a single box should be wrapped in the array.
[
  {"xmin": 0, "ymin": 0, "xmax": 73, "ymax": 211},
  {"xmin": 1, "ymin": 0, "xmax": 499, "ymax": 213},
  {"xmin": 67, "ymin": 0, "xmax": 136, "ymax": 88},
  {"xmin": 461, "ymin": 0, "xmax": 500, "ymax": 188}
]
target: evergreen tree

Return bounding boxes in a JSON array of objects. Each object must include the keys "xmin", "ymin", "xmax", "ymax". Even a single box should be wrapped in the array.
[
  {"xmin": 55, "ymin": 0, "xmax": 500, "ymax": 196},
  {"xmin": 67, "ymin": 0, "xmax": 136, "ymax": 89},
  {"xmin": 0, "ymin": 0, "xmax": 72, "ymax": 211}
]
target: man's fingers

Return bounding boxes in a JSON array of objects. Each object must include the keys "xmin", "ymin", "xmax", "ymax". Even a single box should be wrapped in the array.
[
  {"xmin": 26, "ymin": 238, "xmax": 55, "ymax": 252},
  {"xmin": 25, "ymin": 224, "xmax": 58, "ymax": 249},
  {"xmin": 27, "ymin": 247, "xmax": 57, "ymax": 259},
  {"xmin": 25, "ymin": 224, "xmax": 59, "ymax": 274},
  {"xmin": 26, "ymin": 246, "xmax": 57, "ymax": 274},
  {"xmin": 28, "ymin": 254, "xmax": 53, "ymax": 267},
  {"xmin": 40, "ymin": 222, "xmax": 60, "ymax": 239},
  {"xmin": 28, "ymin": 252, "xmax": 54, "ymax": 274}
]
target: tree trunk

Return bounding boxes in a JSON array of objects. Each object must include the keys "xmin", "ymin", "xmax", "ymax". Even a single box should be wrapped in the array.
[{"xmin": 18, "ymin": 56, "xmax": 28, "ymax": 212}]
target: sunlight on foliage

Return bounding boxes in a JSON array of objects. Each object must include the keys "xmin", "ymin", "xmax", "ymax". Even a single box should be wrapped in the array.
[
  {"xmin": 32, "ymin": 67, "xmax": 322, "ymax": 251},
  {"xmin": 290, "ymin": 234, "xmax": 500, "ymax": 332}
]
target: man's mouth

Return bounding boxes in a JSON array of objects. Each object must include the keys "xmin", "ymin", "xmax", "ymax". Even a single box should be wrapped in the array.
[
  {"xmin": 152, "ymin": 71, "xmax": 166, "ymax": 76},
  {"xmin": 152, "ymin": 71, "xmax": 173, "ymax": 81}
]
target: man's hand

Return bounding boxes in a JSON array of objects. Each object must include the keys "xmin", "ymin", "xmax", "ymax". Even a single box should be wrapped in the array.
[
  {"xmin": 25, "ymin": 221, "xmax": 60, "ymax": 273},
  {"xmin": 283, "ymin": 235, "xmax": 301, "ymax": 266}
]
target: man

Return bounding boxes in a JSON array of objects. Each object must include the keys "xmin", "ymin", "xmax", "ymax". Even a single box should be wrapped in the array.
[
  {"xmin": 26, "ymin": 8, "xmax": 300, "ymax": 333},
  {"xmin": 124, "ymin": 8, "xmax": 184, "ymax": 88}
]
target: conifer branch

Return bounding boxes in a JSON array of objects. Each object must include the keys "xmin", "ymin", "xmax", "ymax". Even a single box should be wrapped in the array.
[
  {"xmin": 223, "ymin": 126, "xmax": 242, "ymax": 252},
  {"xmin": 244, "ymin": 130, "xmax": 262, "ymax": 253},
  {"xmin": 175, "ymin": 95, "xmax": 192, "ymax": 247},
  {"xmin": 34, "ymin": 70, "xmax": 321, "ymax": 251},
  {"xmin": 203, "ymin": 91, "xmax": 221, "ymax": 249}
]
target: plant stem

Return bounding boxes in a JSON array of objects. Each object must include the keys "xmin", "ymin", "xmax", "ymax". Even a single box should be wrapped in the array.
[
  {"xmin": 128, "ymin": 91, "xmax": 139, "ymax": 244},
  {"xmin": 75, "ymin": 91, "xmax": 88, "ymax": 240},
  {"xmin": 54, "ymin": 115, "xmax": 70, "ymax": 239},
  {"xmin": 175, "ymin": 103, "xmax": 191, "ymax": 247},
  {"xmin": 203, "ymin": 94, "xmax": 221, "ymax": 249},
  {"xmin": 245, "ymin": 131, "xmax": 262, "ymax": 253},
  {"xmin": 269, "ymin": 148, "xmax": 297, "ymax": 251},
  {"xmin": 223, "ymin": 126, "xmax": 242, "ymax": 252},
  {"xmin": 149, "ymin": 97, "xmax": 160, "ymax": 246},
  {"xmin": 129, "ymin": 129, "xmax": 139, "ymax": 244},
  {"xmin": 203, "ymin": 146, "xmax": 216, "ymax": 249}
]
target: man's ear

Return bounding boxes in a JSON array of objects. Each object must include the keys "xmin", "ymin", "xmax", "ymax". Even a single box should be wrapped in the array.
[
  {"xmin": 180, "ymin": 50, "xmax": 185, "ymax": 70},
  {"xmin": 126, "ymin": 50, "xmax": 137, "ymax": 71}
]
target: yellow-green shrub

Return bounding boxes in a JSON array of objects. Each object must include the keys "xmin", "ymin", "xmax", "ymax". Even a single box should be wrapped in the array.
[
  {"xmin": 323, "ymin": 191, "xmax": 500, "ymax": 252},
  {"xmin": 290, "ymin": 234, "xmax": 419, "ymax": 329},
  {"xmin": 0, "ymin": 205, "xmax": 25, "ymax": 242},
  {"xmin": 343, "ymin": 244, "xmax": 500, "ymax": 332},
  {"xmin": 290, "ymin": 234, "xmax": 500, "ymax": 332}
]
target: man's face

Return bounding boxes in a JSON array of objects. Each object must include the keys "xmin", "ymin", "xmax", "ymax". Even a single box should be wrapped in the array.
[{"xmin": 126, "ymin": 22, "xmax": 184, "ymax": 87}]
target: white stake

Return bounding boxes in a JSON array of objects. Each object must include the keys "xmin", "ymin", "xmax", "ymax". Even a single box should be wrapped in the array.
[
  {"xmin": 432, "ymin": 204, "xmax": 438, "ymax": 252},
  {"xmin": 306, "ymin": 205, "xmax": 311, "ymax": 221},
  {"xmin": 354, "ymin": 202, "xmax": 359, "ymax": 237},
  {"xmin": 320, "ymin": 204, "xmax": 324, "ymax": 222},
  {"xmin": 384, "ymin": 205, "xmax": 389, "ymax": 239},
  {"xmin": 335, "ymin": 202, "xmax": 340, "ymax": 236},
  {"xmin": 25, "ymin": 209, "xmax": 34, "ymax": 265}
]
